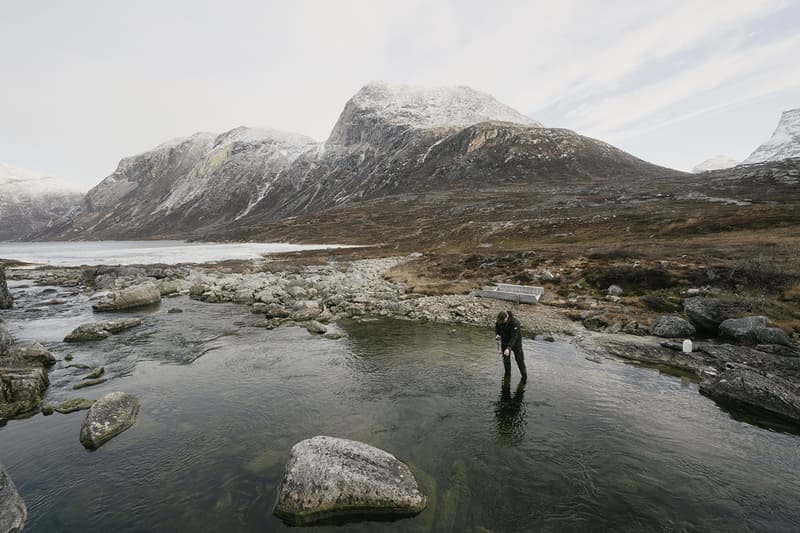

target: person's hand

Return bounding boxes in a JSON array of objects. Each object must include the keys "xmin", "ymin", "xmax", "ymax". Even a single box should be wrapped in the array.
[
  {"xmin": 503, "ymin": 348, "xmax": 510, "ymax": 356},
  {"xmin": 495, "ymin": 334, "xmax": 501, "ymax": 341}
]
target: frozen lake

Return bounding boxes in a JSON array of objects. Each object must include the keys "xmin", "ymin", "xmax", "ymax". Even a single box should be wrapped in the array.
[{"xmin": 0, "ymin": 240, "xmax": 352, "ymax": 267}]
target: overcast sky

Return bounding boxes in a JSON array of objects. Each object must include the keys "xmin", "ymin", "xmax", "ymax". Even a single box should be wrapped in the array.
[{"xmin": 2, "ymin": 0, "xmax": 799, "ymax": 190}]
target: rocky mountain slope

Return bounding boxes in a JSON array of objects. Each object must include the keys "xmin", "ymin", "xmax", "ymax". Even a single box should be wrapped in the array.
[
  {"xmin": 39, "ymin": 128, "xmax": 317, "ymax": 239},
  {"xmin": 0, "ymin": 164, "xmax": 84, "ymax": 241},
  {"xmin": 692, "ymin": 155, "xmax": 739, "ymax": 173},
  {"xmin": 37, "ymin": 82, "xmax": 677, "ymax": 241},
  {"xmin": 742, "ymin": 108, "xmax": 800, "ymax": 165}
]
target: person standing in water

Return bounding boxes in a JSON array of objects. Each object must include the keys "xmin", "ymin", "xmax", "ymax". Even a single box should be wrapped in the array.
[{"xmin": 495, "ymin": 310, "xmax": 527, "ymax": 380}]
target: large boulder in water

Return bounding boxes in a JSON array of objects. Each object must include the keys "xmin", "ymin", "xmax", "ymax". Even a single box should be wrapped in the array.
[
  {"xmin": 274, "ymin": 436, "xmax": 427, "ymax": 525},
  {"xmin": 64, "ymin": 318, "xmax": 143, "ymax": 342},
  {"xmin": 650, "ymin": 315, "xmax": 696, "ymax": 338},
  {"xmin": 92, "ymin": 283, "xmax": 161, "ymax": 311},
  {"xmin": 719, "ymin": 316, "xmax": 769, "ymax": 344},
  {"xmin": 683, "ymin": 297, "xmax": 727, "ymax": 332},
  {"xmin": 0, "ymin": 465, "xmax": 26, "ymax": 532},
  {"xmin": 0, "ymin": 268, "xmax": 12, "ymax": 310},
  {"xmin": 0, "ymin": 367, "xmax": 49, "ymax": 419},
  {"xmin": 79, "ymin": 391, "xmax": 139, "ymax": 450},
  {"xmin": 699, "ymin": 366, "xmax": 800, "ymax": 423}
]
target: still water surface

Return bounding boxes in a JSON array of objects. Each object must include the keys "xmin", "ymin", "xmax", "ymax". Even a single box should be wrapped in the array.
[
  {"xmin": 0, "ymin": 240, "xmax": 351, "ymax": 267},
  {"xmin": 1, "ymin": 282, "xmax": 799, "ymax": 532}
]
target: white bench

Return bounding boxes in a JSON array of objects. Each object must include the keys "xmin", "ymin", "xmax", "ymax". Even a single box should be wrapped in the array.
[{"xmin": 474, "ymin": 283, "xmax": 544, "ymax": 304}]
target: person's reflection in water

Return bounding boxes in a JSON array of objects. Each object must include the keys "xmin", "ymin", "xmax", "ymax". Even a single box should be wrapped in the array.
[{"xmin": 494, "ymin": 376, "xmax": 527, "ymax": 445}]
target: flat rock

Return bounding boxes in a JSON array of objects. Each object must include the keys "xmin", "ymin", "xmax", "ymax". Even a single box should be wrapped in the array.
[
  {"xmin": 274, "ymin": 436, "xmax": 427, "ymax": 525},
  {"xmin": 79, "ymin": 391, "xmax": 139, "ymax": 450},
  {"xmin": 92, "ymin": 283, "xmax": 161, "ymax": 311},
  {"xmin": 64, "ymin": 318, "xmax": 143, "ymax": 342},
  {"xmin": 0, "ymin": 465, "xmax": 26, "ymax": 532}
]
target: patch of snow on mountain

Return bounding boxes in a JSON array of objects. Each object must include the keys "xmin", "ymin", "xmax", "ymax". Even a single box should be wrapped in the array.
[
  {"xmin": 692, "ymin": 155, "xmax": 739, "ymax": 173},
  {"xmin": 742, "ymin": 108, "xmax": 800, "ymax": 164},
  {"xmin": 348, "ymin": 81, "xmax": 542, "ymax": 130},
  {"xmin": 0, "ymin": 163, "xmax": 84, "ymax": 198}
]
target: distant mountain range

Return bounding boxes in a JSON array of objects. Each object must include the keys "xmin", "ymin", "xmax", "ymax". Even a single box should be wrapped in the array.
[
  {"xmin": 0, "ymin": 164, "xmax": 83, "ymax": 241},
  {"xmin": 34, "ymin": 82, "xmax": 674, "ymax": 241},
  {"xmin": 7, "ymin": 85, "xmax": 799, "ymax": 242}
]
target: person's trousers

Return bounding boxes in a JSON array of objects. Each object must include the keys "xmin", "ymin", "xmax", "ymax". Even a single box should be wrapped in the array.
[{"xmin": 503, "ymin": 350, "xmax": 527, "ymax": 379}]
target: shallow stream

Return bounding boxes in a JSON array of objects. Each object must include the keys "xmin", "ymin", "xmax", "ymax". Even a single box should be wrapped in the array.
[{"xmin": 1, "ymin": 280, "xmax": 799, "ymax": 532}]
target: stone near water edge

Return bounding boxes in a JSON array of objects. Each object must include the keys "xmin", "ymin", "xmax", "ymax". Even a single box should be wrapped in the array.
[
  {"xmin": 650, "ymin": 316, "xmax": 696, "ymax": 338},
  {"xmin": 0, "ymin": 268, "xmax": 12, "ymax": 310},
  {"xmin": 0, "ymin": 323, "xmax": 12, "ymax": 355},
  {"xmin": 0, "ymin": 341, "xmax": 56, "ymax": 368},
  {"xmin": 92, "ymin": 283, "xmax": 161, "ymax": 311},
  {"xmin": 84, "ymin": 367, "xmax": 105, "ymax": 380},
  {"xmin": 274, "ymin": 436, "xmax": 427, "ymax": 525},
  {"xmin": 305, "ymin": 320, "xmax": 327, "ymax": 335},
  {"xmin": 699, "ymin": 367, "xmax": 800, "ymax": 423},
  {"xmin": 0, "ymin": 465, "xmax": 26, "ymax": 533},
  {"xmin": 64, "ymin": 318, "xmax": 143, "ymax": 342},
  {"xmin": 583, "ymin": 314, "xmax": 608, "ymax": 332},
  {"xmin": 79, "ymin": 391, "xmax": 139, "ymax": 450},
  {"xmin": 718, "ymin": 316, "xmax": 769, "ymax": 344}
]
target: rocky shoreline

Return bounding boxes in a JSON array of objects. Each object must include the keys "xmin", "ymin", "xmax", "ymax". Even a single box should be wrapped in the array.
[{"xmin": 2, "ymin": 254, "xmax": 799, "ymax": 429}]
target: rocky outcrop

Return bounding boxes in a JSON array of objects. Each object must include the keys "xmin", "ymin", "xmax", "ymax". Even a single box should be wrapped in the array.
[
  {"xmin": 79, "ymin": 391, "xmax": 139, "ymax": 450},
  {"xmin": 274, "ymin": 436, "xmax": 427, "ymax": 525},
  {"xmin": 684, "ymin": 297, "xmax": 727, "ymax": 332},
  {"xmin": 64, "ymin": 318, "xmax": 143, "ymax": 342},
  {"xmin": 719, "ymin": 316, "xmax": 769, "ymax": 344},
  {"xmin": 699, "ymin": 366, "xmax": 800, "ymax": 423},
  {"xmin": 650, "ymin": 315, "xmax": 696, "ymax": 338},
  {"xmin": 0, "ymin": 268, "xmax": 11, "ymax": 309},
  {"xmin": 92, "ymin": 284, "xmax": 161, "ymax": 311},
  {"xmin": 0, "ymin": 367, "xmax": 49, "ymax": 419},
  {"xmin": 0, "ymin": 465, "xmax": 26, "ymax": 533}
]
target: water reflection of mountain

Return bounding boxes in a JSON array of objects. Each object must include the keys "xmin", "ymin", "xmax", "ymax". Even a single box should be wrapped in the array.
[{"xmin": 495, "ymin": 378, "xmax": 527, "ymax": 445}]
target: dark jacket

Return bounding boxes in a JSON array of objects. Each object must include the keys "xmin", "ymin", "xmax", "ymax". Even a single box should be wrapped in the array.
[{"xmin": 495, "ymin": 312, "xmax": 524, "ymax": 355}]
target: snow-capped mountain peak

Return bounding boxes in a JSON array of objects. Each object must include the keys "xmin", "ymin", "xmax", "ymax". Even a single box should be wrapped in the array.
[
  {"xmin": 742, "ymin": 108, "xmax": 800, "ymax": 165},
  {"xmin": 692, "ymin": 155, "xmax": 739, "ymax": 173},
  {"xmin": 328, "ymin": 81, "xmax": 542, "ymax": 145}
]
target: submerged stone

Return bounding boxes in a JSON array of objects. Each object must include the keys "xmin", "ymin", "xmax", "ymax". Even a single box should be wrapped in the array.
[
  {"xmin": 79, "ymin": 391, "xmax": 139, "ymax": 450},
  {"xmin": 0, "ymin": 465, "xmax": 26, "ymax": 532},
  {"xmin": 274, "ymin": 435, "xmax": 427, "ymax": 525},
  {"xmin": 64, "ymin": 318, "xmax": 143, "ymax": 342}
]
